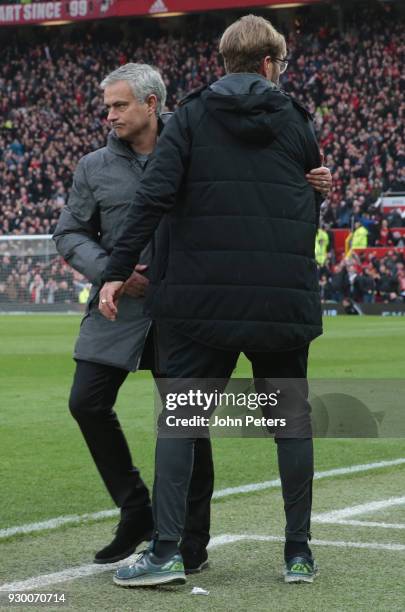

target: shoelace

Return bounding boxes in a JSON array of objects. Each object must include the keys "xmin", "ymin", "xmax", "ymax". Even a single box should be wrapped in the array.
[{"xmin": 126, "ymin": 549, "xmax": 148, "ymax": 570}]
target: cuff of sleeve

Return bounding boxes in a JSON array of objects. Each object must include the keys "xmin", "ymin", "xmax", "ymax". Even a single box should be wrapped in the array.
[
  {"xmin": 101, "ymin": 271, "xmax": 130, "ymax": 283},
  {"xmin": 101, "ymin": 256, "xmax": 140, "ymax": 284}
]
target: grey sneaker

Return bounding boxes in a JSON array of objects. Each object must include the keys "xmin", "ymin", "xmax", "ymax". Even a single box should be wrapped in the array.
[
  {"xmin": 283, "ymin": 555, "xmax": 318, "ymax": 584},
  {"xmin": 113, "ymin": 549, "xmax": 186, "ymax": 588}
]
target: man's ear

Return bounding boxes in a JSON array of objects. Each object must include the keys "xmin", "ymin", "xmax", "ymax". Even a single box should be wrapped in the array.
[
  {"xmin": 259, "ymin": 57, "xmax": 268, "ymax": 79},
  {"xmin": 261, "ymin": 56, "xmax": 273, "ymax": 81},
  {"xmin": 146, "ymin": 94, "xmax": 158, "ymax": 116}
]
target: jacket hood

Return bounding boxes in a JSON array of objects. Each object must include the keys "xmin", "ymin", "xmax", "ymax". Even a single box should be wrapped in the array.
[{"xmin": 201, "ymin": 74, "xmax": 295, "ymax": 145}]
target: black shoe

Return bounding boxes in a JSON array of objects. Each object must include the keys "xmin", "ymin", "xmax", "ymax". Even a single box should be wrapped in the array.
[
  {"xmin": 94, "ymin": 507, "xmax": 154, "ymax": 564},
  {"xmin": 180, "ymin": 541, "xmax": 209, "ymax": 575}
]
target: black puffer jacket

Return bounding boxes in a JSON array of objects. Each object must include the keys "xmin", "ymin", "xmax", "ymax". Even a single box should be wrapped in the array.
[{"xmin": 103, "ymin": 74, "xmax": 323, "ymax": 351}]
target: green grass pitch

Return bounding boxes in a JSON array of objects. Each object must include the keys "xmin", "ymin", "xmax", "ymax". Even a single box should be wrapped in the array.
[{"xmin": 0, "ymin": 315, "xmax": 404, "ymax": 610}]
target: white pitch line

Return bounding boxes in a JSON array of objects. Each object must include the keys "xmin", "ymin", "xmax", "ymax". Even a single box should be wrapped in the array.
[
  {"xmin": 1, "ymin": 457, "xmax": 405, "ymax": 540},
  {"xmin": 313, "ymin": 496, "xmax": 405, "ymax": 523},
  {"xmin": 0, "ymin": 558, "xmax": 129, "ymax": 593},
  {"xmin": 209, "ymin": 533, "xmax": 405, "ymax": 552},
  {"xmin": 1, "ymin": 533, "xmax": 404, "ymax": 593},
  {"xmin": 213, "ymin": 457, "xmax": 405, "ymax": 499},
  {"xmin": 320, "ymin": 519, "xmax": 405, "ymax": 530},
  {"xmin": 0, "ymin": 510, "xmax": 119, "ymax": 539}
]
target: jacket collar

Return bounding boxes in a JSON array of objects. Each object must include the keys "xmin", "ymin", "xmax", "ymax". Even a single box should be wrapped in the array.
[
  {"xmin": 106, "ymin": 113, "xmax": 172, "ymax": 159},
  {"xmin": 106, "ymin": 130, "xmax": 134, "ymax": 159}
]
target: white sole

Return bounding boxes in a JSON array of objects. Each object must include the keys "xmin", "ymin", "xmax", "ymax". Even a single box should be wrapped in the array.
[
  {"xmin": 113, "ymin": 572, "xmax": 186, "ymax": 588},
  {"xmin": 284, "ymin": 566, "xmax": 318, "ymax": 584},
  {"xmin": 284, "ymin": 574, "xmax": 315, "ymax": 584}
]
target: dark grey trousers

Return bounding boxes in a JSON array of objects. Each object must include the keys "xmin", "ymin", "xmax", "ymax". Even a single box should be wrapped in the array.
[
  {"xmin": 69, "ymin": 357, "xmax": 214, "ymax": 547},
  {"xmin": 152, "ymin": 329, "xmax": 313, "ymax": 544}
]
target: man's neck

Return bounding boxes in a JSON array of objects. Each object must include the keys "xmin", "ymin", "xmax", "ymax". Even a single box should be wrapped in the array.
[{"xmin": 128, "ymin": 117, "xmax": 158, "ymax": 155}]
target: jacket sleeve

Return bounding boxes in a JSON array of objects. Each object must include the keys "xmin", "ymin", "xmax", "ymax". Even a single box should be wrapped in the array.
[
  {"xmin": 102, "ymin": 107, "xmax": 191, "ymax": 282},
  {"xmin": 287, "ymin": 99, "xmax": 324, "ymax": 226},
  {"xmin": 293, "ymin": 115, "xmax": 323, "ymax": 228},
  {"xmin": 53, "ymin": 158, "xmax": 108, "ymax": 285},
  {"xmin": 306, "ymin": 120, "xmax": 323, "ymax": 226}
]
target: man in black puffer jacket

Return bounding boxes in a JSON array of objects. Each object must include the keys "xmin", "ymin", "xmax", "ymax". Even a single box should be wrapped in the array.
[{"xmin": 100, "ymin": 15, "xmax": 328, "ymax": 587}]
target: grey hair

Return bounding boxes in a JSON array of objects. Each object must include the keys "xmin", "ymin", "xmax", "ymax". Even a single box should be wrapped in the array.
[{"xmin": 100, "ymin": 63, "xmax": 167, "ymax": 116}]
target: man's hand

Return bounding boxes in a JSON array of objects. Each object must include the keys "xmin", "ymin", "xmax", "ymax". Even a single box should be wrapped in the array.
[
  {"xmin": 306, "ymin": 166, "xmax": 332, "ymax": 197},
  {"xmin": 99, "ymin": 281, "xmax": 125, "ymax": 320},
  {"xmin": 123, "ymin": 264, "xmax": 149, "ymax": 298}
]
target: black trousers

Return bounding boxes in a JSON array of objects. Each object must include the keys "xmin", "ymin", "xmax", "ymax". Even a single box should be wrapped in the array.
[
  {"xmin": 69, "ymin": 357, "xmax": 214, "ymax": 548},
  {"xmin": 153, "ymin": 329, "xmax": 313, "ymax": 544}
]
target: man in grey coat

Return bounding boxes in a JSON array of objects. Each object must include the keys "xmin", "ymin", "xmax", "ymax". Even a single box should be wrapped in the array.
[{"xmin": 53, "ymin": 64, "xmax": 214, "ymax": 572}]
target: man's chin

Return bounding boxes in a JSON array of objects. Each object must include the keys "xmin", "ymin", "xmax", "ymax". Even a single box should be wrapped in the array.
[{"xmin": 113, "ymin": 127, "xmax": 127, "ymax": 137}]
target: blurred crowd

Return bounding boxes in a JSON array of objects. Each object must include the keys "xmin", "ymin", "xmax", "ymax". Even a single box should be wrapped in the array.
[
  {"xmin": 286, "ymin": 8, "xmax": 404, "ymax": 232},
  {"xmin": 0, "ymin": 36, "xmax": 224, "ymax": 237},
  {"xmin": 318, "ymin": 251, "xmax": 405, "ymax": 305},
  {"xmin": 0, "ymin": 3, "xmax": 404, "ymax": 304},
  {"xmin": 315, "ymin": 217, "xmax": 405, "ymax": 304},
  {"xmin": 0, "ymin": 250, "xmax": 90, "ymax": 304}
]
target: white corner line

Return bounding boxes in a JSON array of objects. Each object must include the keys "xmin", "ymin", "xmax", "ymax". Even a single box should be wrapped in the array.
[
  {"xmin": 212, "ymin": 457, "xmax": 405, "ymax": 499},
  {"xmin": 0, "ymin": 510, "xmax": 119, "ymax": 540},
  {"xmin": 313, "ymin": 496, "xmax": 405, "ymax": 523},
  {"xmin": 315, "ymin": 519, "xmax": 405, "ymax": 530},
  {"xmin": 209, "ymin": 533, "xmax": 405, "ymax": 552},
  {"xmin": 1, "ymin": 457, "xmax": 405, "ymax": 540},
  {"xmin": 1, "ymin": 533, "xmax": 404, "ymax": 593}
]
